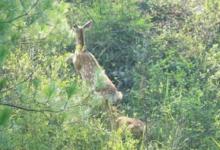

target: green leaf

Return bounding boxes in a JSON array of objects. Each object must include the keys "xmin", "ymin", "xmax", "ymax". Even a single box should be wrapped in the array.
[
  {"xmin": 32, "ymin": 78, "xmax": 41, "ymax": 89},
  {"xmin": 211, "ymin": 137, "xmax": 220, "ymax": 148},
  {"xmin": 94, "ymin": 68, "xmax": 107, "ymax": 90},
  {"xmin": 65, "ymin": 82, "xmax": 77, "ymax": 99},
  {"xmin": 0, "ymin": 46, "xmax": 9, "ymax": 65},
  {"xmin": 0, "ymin": 107, "xmax": 11, "ymax": 126},
  {"xmin": 0, "ymin": 78, "xmax": 7, "ymax": 90},
  {"xmin": 43, "ymin": 81, "xmax": 56, "ymax": 99}
]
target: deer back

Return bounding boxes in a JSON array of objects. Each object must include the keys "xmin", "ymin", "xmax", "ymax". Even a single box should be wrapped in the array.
[
  {"xmin": 116, "ymin": 116, "xmax": 146, "ymax": 138},
  {"xmin": 73, "ymin": 51, "xmax": 99, "ymax": 84},
  {"xmin": 73, "ymin": 50, "xmax": 122, "ymax": 103}
]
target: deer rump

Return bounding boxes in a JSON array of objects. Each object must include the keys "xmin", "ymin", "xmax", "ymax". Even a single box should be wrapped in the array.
[
  {"xmin": 116, "ymin": 116, "xmax": 145, "ymax": 138},
  {"xmin": 73, "ymin": 50, "xmax": 122, "ymax": 103}
]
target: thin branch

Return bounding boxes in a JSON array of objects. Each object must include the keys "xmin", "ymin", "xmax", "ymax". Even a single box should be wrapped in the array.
[
  {"xmin": 81, "ymin": 7, "xmax": 95, "ymax": 23},
  {"xmin": 0, "ymin": 92, "xmax": 93, "ymax": 113},
  {"xmin": 0, "ymin": 72, "xmax": 33, "ymax": 94},
  {"xmin": 0, "ymin": 102, "xmax": 62, "ymax": 113},
  {"xmin": 66, "ymin": 94, "xmax": 91, "ymax": 110},
  {"xmin": 0, "ymin": 0, "xmax": 39, "ymax": 23}
]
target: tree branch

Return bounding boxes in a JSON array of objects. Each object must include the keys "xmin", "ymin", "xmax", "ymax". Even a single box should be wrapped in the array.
[
  {"xmin": 0, "ymin": 72, "xmax": 33, "ymax": 94},
  {"xmin": 0, "ymin": 93, "xmax": 92, "ymax": 113},
  {"xmin": 0, "ymin": 0, "xmax": 40, "ymax": 23},
  {"xmin": 0, "ymin": 101, "xmax": 62, "ymax": 113}
]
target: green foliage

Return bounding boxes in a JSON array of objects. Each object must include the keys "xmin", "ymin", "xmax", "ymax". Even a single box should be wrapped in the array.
[
  {"xmin": 0, "ymin": 78, "xmax": 7, "ymax": 90},
  {"xmin": 0, "ymin": 46, "xmax": 9, "ymax": 65},
  {"xmin": 66, "ymin": 0, "xmax": 152, "ymax": 90},
  {"xmin": 0, "ymin": 0, "xmax": 220, "ymax": 149},
  {"xmin": 43, "ymin": 81, "xmax": 56, "ymax": 99},
  {"xmin": 94, "ymin": 67, "xmax": 108, "ymax": 90},
  {"xmin": 65, "ymin": 81, "xmax": 77, "ymax": 99},
  {"xmin": 0, "ymin": 107, "xmax": 11, "ymax": 126}
]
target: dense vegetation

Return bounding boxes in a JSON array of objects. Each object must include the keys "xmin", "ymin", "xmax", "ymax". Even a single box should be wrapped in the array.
[{"xmin": 0, "ymin": 0, "xmax": 220, "ymax": 149}]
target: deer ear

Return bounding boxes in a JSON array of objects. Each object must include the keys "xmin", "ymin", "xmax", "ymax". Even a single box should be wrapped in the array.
[{"xmin": 82, "ymin": 20, "xmax": 93, "ymax": 29}]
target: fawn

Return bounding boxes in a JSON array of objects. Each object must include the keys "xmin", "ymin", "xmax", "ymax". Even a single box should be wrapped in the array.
[
  {"xmin": 116, "ymin": 116, "xmax": 146, "ymax": 139},
  {"xmin": 68, "ymin": 20, "xmax": 123, "ymax": 104},
  {"xmin": 108, "ymin": 107, "xmax": 146, "ymax": 139}
]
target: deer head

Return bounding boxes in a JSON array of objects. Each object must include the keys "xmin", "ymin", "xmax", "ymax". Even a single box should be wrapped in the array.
[{"xmin": 73, "ymin": 20, "xmax": 93, "ymax": 51}]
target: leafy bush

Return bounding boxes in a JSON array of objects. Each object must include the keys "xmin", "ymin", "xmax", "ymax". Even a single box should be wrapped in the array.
[{"xmin": 0, "ymin": 0, "xmax": 220, "ymax": 149}]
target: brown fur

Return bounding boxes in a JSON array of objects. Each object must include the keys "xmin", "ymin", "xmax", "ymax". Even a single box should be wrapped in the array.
[
  {"xmin": 108, "ymin": 107, "xmax": 146, "ymax": 139},
  {"xmin": 72, "ymin": 49, "xmax": 123, "ymax": 103},
  {"xmin": 116, "ymin": 116, "xmax": 146, "ymax": 138},
  {"xmin": 68, "ymin": 21, "xmax": 145, "ymax": 139},
  {"xmin": 71, "ymin": 21, "xmax": 123, "ymax": 103}
]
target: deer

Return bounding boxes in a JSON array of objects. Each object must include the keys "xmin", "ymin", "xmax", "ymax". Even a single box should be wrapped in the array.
[
  {"xmin": 115, "ymin": 116, "xmax": 146, "ymax": 139},
  {"xmin": 67, "ymin": 20, "xmax": 123, "ymax": 104},
  {"xmin": 67, "ymin": 21, "xmax": 145, "ymax": 138},
  {"xmin": 107, "ymin": 107, "xmax": 146, "ymax": 139}
]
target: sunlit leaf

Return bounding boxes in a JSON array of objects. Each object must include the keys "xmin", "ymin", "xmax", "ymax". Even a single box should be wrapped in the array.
[{"xmin": 43, "ymin": 81, "xmax": 56, "ymax": 99}]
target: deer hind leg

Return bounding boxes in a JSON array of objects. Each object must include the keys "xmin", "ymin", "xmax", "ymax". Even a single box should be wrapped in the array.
[{"xmin": 104, "ymin": 99, "xmax": 115, "ymax": 130}]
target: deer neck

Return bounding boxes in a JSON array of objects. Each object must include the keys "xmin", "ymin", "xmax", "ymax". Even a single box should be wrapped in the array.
[
  {"xmin": 75, "ymin": 29, "xmax": 86, "ymax": 52},
  {"xmin": 75, "ymin": 44, "xmax": 86, "ymax": 53}
]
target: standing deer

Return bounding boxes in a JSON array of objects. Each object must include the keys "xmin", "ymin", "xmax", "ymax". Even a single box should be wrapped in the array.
[
  {"xmin": 67, "ymin": 21, "xmax": 146, "ymax": 138},
  {"xmin": 68, "ymin": 20, "xmax": 123, "ymax": 104}
]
